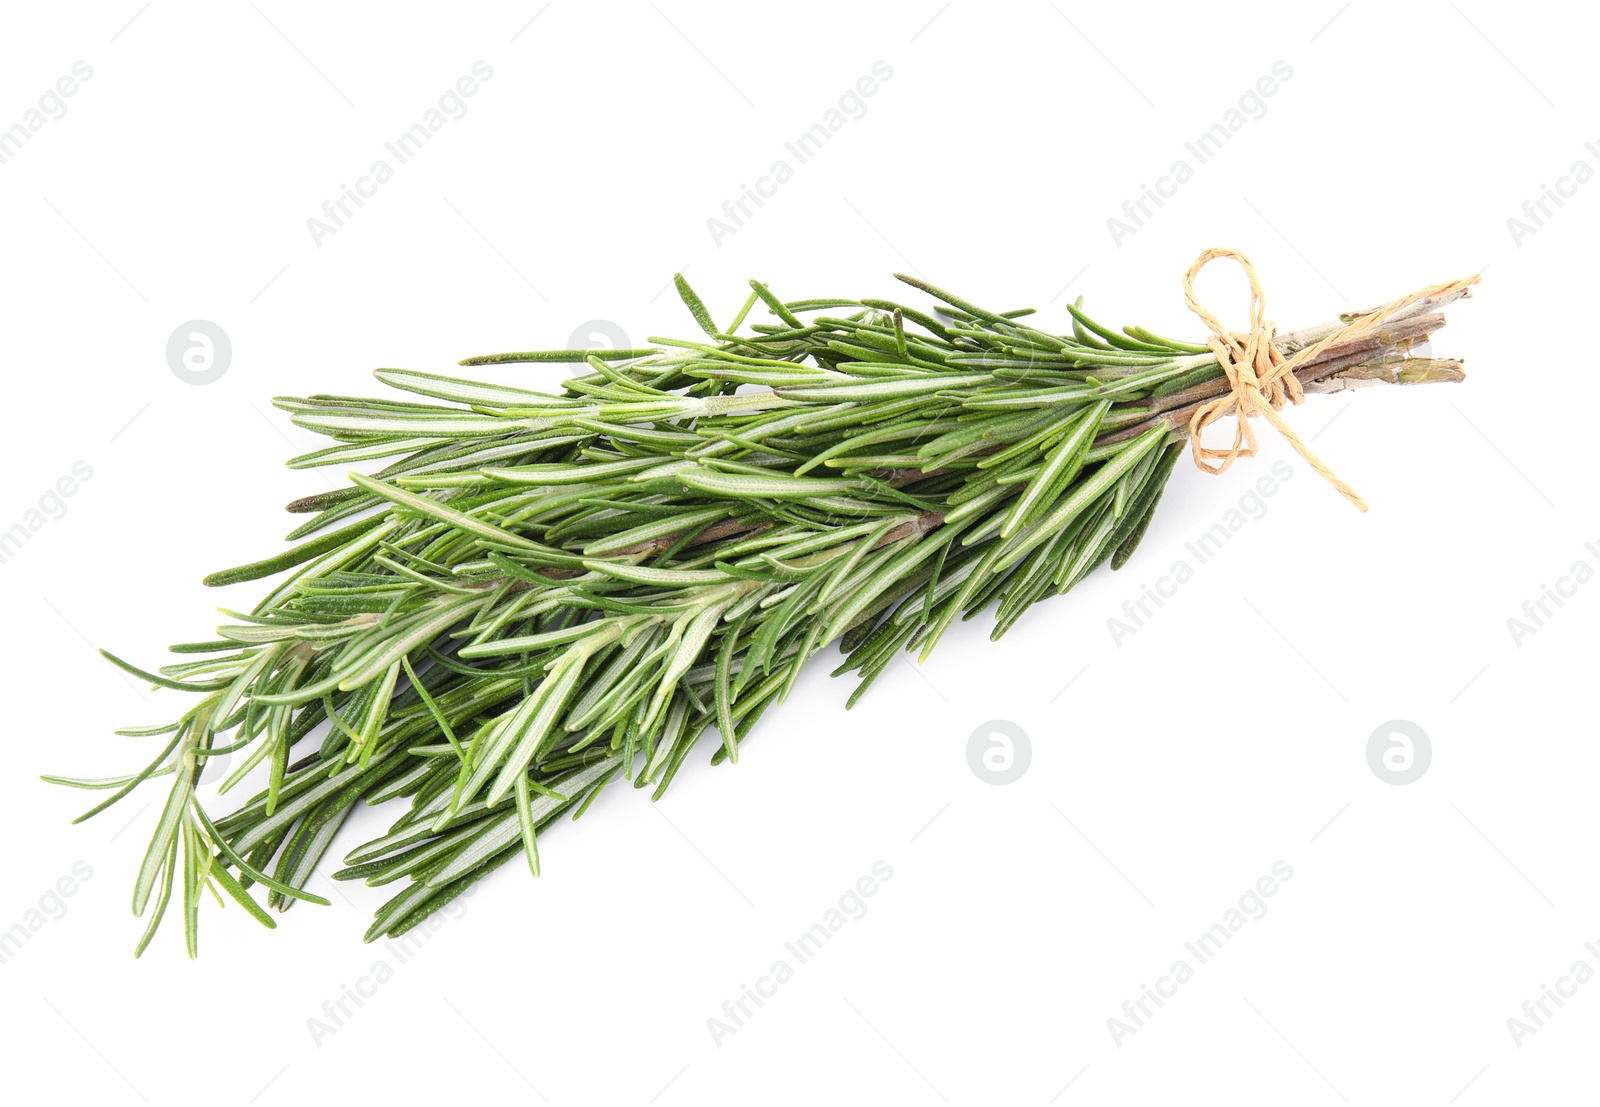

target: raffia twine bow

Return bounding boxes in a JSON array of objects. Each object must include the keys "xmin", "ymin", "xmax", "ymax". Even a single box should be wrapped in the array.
[{"xmin": 1182, "ymin": 248, "xmax": 1479, "ymax": 512}]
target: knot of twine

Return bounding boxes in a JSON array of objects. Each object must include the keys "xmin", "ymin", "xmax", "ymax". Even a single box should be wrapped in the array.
[{"xmin": 1181, "ymin": 247, "xmax": 1478, "ymax": 512}]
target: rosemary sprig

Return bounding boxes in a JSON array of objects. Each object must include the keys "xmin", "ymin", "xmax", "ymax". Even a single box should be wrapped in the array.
[{"xmin": 53, "ymin": 269, "xmax": 1472, "ymax": 955}]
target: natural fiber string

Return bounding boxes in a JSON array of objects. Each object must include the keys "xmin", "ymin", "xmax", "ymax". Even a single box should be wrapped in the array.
[{"xmin": 1181, "ymin": 247, "xmax": 1479, "ymax": 512}]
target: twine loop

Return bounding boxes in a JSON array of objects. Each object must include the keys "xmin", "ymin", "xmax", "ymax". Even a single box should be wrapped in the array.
[{"xmin": 1181, "ymin": 248, "xmax": 1478, "ymax": 512}]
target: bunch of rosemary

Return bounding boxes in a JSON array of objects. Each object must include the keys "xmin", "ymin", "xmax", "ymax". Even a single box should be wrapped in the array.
[{"xmin": 51, "ymin": 265, "xmax": 1472, "ymax": 955}]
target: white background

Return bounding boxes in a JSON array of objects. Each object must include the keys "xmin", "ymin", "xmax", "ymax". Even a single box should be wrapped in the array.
[{"xmin": 0, "ymin": 2, "xmax": 1593, "ymax": 1104}]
